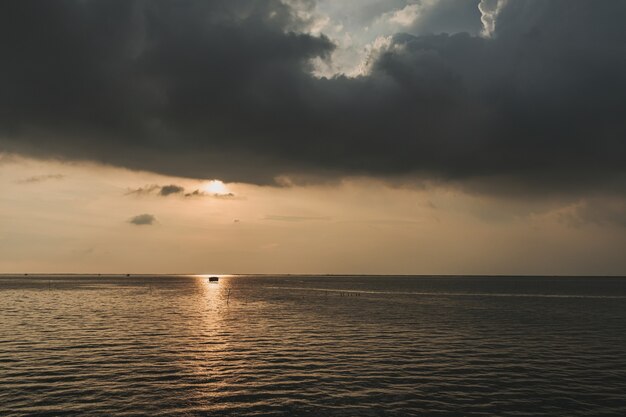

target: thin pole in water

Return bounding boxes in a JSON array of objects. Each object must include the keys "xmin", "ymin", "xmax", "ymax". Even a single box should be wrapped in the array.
[{"xmin": 227, "ymin": 288, "xmax": 231, "ymax": 304}]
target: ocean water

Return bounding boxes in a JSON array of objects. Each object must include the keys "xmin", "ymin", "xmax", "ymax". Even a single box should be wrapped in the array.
[{"xmin": 1, "ymin": 275, "xmax": 625, "ymax": 416}]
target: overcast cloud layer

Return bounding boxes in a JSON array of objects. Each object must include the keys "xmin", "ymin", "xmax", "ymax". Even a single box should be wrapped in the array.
[{"xmin": 1, "ymin": 0, "xmax": 625, "ymax": 190}]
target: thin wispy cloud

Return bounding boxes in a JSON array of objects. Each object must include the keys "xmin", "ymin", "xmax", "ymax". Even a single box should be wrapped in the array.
[
  {"xmin": 264, "ymin": 215, "xmax": 332, "ymax": 222},
  {"xmin": 555, "ymin": 199, "xmax": 626, "ymax": 229},
  {"xmin": 184, "ymin": 190, "xmax": 236, "ymax": 199},
  {"xmin": 16, "ymin": 174, "xmax": 65, "ymax": 184},
  {"xmin": 126, "ymin": 184, "xmax": 236, "ymax": 199},
  {"xmin": 126, "ymin": 185, "xmax": 161, "ymax": 196}
]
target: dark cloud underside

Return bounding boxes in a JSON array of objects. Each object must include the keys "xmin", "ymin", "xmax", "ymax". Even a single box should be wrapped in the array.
[{"xmin": 1, "ymin": 0, "xmax": 625, "ymax": 191}]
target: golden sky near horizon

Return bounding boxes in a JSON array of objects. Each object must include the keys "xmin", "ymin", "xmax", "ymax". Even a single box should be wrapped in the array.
[{"xmin": 2, "ymin": 154, "xmax": 625, "ymax": 275}]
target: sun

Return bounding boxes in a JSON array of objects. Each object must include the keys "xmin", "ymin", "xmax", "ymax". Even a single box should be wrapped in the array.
[{"xmin": 202, "ymin": 180, "xmax": 229, "ymax": 195}]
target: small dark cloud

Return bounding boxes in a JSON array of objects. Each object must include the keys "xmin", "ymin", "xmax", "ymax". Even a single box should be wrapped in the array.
[
  {"xmin": 159, "ymin": 184, "xmax": 185, "ymax": 196},
  {"xmin": 184, "ymin": 190, "xmax": 203, "ymax": 198},
  {"xmin": 214, "ymin": 192, "xmax": 236, "ymax": 199},
  {"xmin": 129, "ymin": 214, "xmax": 157, "ymax": 226},
  {"xmin": 126, "ymin": 184, "xmax": 185, "ymax": 197},
  {"xmin": 16, "ymin": 174, "xmax": 65, "ymax": 184}
]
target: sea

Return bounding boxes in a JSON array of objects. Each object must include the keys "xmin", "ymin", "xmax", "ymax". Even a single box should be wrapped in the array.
[{"xmin": 1, "ymin": 275, "xmax": 625, "ymax": 416}]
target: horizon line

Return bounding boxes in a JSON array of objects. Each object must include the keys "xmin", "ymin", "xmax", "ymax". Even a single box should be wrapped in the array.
[{"xmin": 2, "ymin": 273, "xmax": 625, "ymax": 278}]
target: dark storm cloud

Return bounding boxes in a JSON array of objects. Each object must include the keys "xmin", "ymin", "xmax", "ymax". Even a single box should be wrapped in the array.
[
  {"xmin": 129, "ymin": 213, "xmax": 157, "ymax": 226},
  {"xmin": 1, "ymin": 0, "xmax": 625, "ymax": 191}
]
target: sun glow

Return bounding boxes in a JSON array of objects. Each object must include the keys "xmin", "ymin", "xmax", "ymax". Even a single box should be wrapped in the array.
[{"xmin": 202, "ymin": 180, "xmax": 229, "ymax": 195}]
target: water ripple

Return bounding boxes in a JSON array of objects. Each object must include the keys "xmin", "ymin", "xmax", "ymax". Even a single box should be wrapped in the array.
[{"xmin": 1, "ymin": 275, "xmax": 625, "ymax": 416}]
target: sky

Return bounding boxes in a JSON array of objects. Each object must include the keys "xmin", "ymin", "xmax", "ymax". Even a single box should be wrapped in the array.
[{"xmin": 1, "ymin": 0, "xmax": 625, "ymax": 274}]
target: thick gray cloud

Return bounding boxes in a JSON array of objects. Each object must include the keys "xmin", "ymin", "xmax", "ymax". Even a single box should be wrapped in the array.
[{"xmin": 1, "ymin": 0, "xmax": 625, "ymax": 192}]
